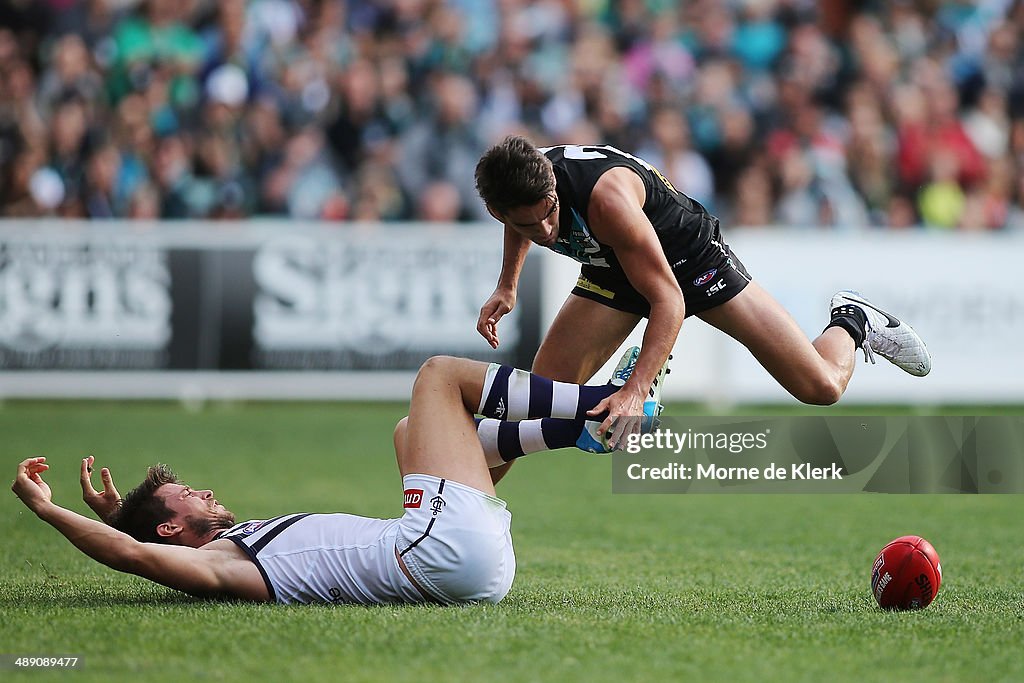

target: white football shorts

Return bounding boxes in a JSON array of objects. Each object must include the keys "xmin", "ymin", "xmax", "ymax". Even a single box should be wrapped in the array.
[{"xmin": 396, "ymin": 474, "xmax": 516, "ymax": 604}]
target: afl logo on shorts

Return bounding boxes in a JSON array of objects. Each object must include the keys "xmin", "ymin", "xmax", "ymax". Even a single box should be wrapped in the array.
[
  {"xmin": 404, "ymin": 489, "xmax": 423, "ymax": 508},
  {"xmin": 694, "ymin": 269, "xmax": 717, "ymax": 286}
]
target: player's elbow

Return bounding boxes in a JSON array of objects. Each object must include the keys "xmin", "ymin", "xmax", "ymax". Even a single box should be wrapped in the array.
[
  {"xmin": 648, "ymin": 293, "xmax": 685, "ymax": 326},
  {"xmin": 648, "ymin": 276, "xmax": 684, "ymax": 308}
]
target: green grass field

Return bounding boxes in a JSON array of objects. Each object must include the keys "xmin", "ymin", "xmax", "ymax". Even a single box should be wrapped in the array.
[{"xmin": 1, "ymin": 401, "xmax": 1022, "ymax": 683}]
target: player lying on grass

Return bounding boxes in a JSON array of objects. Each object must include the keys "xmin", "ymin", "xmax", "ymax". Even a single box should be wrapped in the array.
[{"xmin": 11, "ymin": 353, "xmax": 664, "ymax": 606}]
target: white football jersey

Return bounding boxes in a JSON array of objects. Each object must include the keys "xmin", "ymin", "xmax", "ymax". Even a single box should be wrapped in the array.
[{"xmin": 218, "ymin": 513, "xmax": 421, "ymax": 605}]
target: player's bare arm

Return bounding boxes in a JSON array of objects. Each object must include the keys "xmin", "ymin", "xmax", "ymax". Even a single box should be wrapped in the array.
[
  {"xmin": 585, "ymin": 167, "xmax": 684, "ymax": 442},
  {"xmin": 13, "ymin": 457, "xmax": 269, "ymax": 602},
  {"xmin": 477, "ymin": 225, "xmax": 531, "ymax": 349}
]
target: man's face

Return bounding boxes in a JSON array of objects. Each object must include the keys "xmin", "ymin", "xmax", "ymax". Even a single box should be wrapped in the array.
[
  {"xmin": 493, "ymin": 194, "xmax": 560, "ymax": 247},
  {"xmin": 158, "ymin": 483, "xmax": 236, "ymax": 542}
]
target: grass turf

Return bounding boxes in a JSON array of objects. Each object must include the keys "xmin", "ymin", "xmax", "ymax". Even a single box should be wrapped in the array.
[{"xmin": 1, "ymin": 401, "xmax": 1021, "ymax": 683}]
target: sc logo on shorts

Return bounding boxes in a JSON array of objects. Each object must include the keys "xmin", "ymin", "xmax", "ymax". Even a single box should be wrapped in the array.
[{"xmin": 706, "ymin": 279, "xmax": 727, "ymax": 297}]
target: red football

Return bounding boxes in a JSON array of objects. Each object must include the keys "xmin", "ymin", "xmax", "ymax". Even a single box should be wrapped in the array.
[{"xmin": 871, "ymin": 535, "xmax": 942, "ymax": 610}]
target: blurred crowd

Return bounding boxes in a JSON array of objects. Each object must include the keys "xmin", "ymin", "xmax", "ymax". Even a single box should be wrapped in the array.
[{"xmin": 2, "ymin": 0, "xmax": 1024, "ymax": 229}]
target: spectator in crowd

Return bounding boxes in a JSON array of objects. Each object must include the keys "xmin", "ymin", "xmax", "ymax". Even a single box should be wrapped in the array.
[
  {"xmin": 0, "ymin": 0, "xmax": 1022, "ymax": 230},
  {"xmin": 636, "ymin": 105, "xmax": 715, "ymax": 210},
  {"xmin": 397, "ymin": 72, "xmax": 487, "ymax": 221},
  {"xmin": 108, "ymin": 0, "xmax": 204, "ymax": 110},
  {"xmin": 83, "ymin": 142, "xmax": 125, "ymax": 218},
  {"xmin": 416, "ymin": 180, "xmax": 463, "ymax": 222},
  {"xmin": 349, "ymin": 160, "xmax": 407, "ymax": 222},
  {"xmin": 36, "ymin": 34, "xmax": 105, "ymax": 118},
  {"xmin": 48, "ymin": 95, "xmax": 91, "ymax": 210}
]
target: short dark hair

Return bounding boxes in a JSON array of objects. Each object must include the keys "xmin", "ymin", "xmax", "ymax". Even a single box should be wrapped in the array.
[
  {"xmin": 109, "ymin": 464, "xmax": 180, "ymax": 544},
  {"xmin": 475, "ymin": 135, "xmax": 555, "ymax": 213}
]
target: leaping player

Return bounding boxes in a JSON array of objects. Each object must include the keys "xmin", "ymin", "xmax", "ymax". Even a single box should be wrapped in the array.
[{"xmin": 474, "ymin": 137, "xmax": 931, "ymax": 478}]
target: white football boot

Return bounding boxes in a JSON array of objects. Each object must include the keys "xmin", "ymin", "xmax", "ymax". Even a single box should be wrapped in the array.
[
  {"xmin": 830, "ymin": 290, "xmax": 932, "ymax": 377},
  {"xmin": 575, "ymin": 346, "xmax": 671, "ymax": 453}
]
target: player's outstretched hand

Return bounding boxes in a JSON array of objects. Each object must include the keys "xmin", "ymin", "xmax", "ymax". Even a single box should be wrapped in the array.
[
  {"xmin": 477, "ymin": 287, "xmax": 517, "ymax": 349},
  {"xmin": 12, "ymin": 457, "xmax": 53, "ymax": 514},
  {"xmin": 80, "ymin": 455, "xmax": 121, "ymax": 523},
  {"xmin": 588, "ymin": 385, "xmax": 645, "ymax": 450}
]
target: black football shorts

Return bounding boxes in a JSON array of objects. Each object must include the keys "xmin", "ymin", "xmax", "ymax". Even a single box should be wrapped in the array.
[{"xmin": 570, "ymin": 217, "xmax": 751, "ymax": 318}]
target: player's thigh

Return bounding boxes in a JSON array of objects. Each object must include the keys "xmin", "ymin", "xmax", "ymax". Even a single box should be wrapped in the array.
[
  {"xmin": 400, "ymin": 356, "xmax": 495, "ymax": 495},
  {"xmin": 696, "ymin": 280, "xmax": 830, "ymax": 385},
  {"xmin": 534, "ymin": 294, "xmax": 641, "ymax": 383}
]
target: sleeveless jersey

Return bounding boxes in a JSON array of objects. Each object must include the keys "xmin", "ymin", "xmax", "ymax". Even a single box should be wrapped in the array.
[
  {"xmin": 542, "ymin": 144, "xmax": 714, "ymax": 270},
  {"xmin": 218, "ymin": 513, "xmax": 421, "ymax": 605}
]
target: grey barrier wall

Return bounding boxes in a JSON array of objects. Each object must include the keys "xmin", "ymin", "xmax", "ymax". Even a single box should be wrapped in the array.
[
  {"xmin": 0, "ymin": 223, "xmax": 541, "ymax": 396},
  {"xmin": 2, "ymin": 222, "xmax": 1023, "ymax": 403}
]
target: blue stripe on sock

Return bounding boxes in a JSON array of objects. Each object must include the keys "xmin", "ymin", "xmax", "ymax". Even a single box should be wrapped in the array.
[
  {"xmin": 575, "ymin": 384, "xmax": 618, "ymax": 421},
  {"xmin": 541, "ymin": 418, "xmax": 586, "ymax": 449},
  {"xmin": 497, "ymin": 421, "xmax": 526, "ymax": 461},
  {"xmin": 528, "ymin": 373, "xmax": 554, "ymax": 419},
  {"xmin": 481, "ymin": 365, "xmax": 514, "ymax": 418}
]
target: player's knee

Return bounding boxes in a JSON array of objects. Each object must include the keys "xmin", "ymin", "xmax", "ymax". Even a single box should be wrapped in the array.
[
  {"xmin": 413, "ymin": 356, "xmax": 453, "ymax": 393},
  {"xmin": 417, "ymin": 355, "xmax": 459, "ymax": 382}
]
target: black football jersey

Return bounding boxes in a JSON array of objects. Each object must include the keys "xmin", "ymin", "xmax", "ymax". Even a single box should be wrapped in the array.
[{"xmin": 542, "ymin": 144, "xmax": 714, "ymax": 271}]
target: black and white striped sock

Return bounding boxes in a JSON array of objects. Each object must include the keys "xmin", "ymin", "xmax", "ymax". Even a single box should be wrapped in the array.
[
  {"xmin": 477, "ymin": 364, "xmax": 616, "ymax": 421},
  {"xmin": 475, "ymin": 417, "xmax": 586, "ymax": 468}
]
